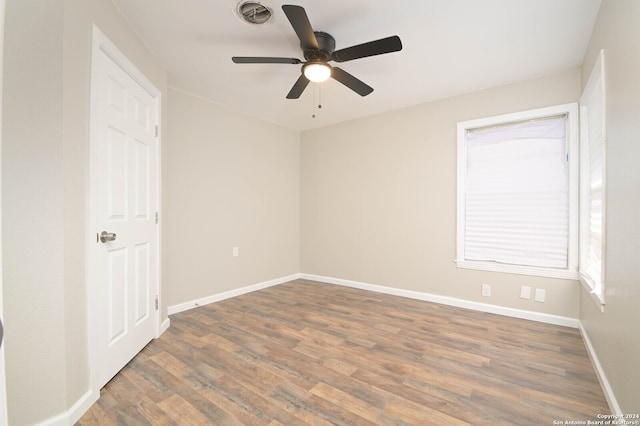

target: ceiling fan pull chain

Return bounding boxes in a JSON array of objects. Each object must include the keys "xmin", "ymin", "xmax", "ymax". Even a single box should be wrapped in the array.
[
  {"xmin": 312, "ymin": 83, "xmax": 318, "ymax": 118},
  {"xmin": 311, "ymin": 83, "xmax": 323, "ymax": 119},
  {"xmin": 311, "ymin": 84, "xmax": 315, "ymax": 118}
]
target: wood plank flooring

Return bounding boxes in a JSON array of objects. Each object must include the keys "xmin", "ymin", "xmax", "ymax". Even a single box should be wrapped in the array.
[{"xmin": 77, "ymin": 279, "xmax": 609, "ymax": 425}]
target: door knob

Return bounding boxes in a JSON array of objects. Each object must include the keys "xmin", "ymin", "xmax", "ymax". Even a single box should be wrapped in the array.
[{"xmin": 100, "ymin": 231, "xmax": 117, "ymax": 243}]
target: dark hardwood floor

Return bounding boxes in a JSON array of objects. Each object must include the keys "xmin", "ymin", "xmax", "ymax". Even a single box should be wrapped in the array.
[{"xmin": 77, "ymin": 279, "xmax": 609, "ymax": 425}]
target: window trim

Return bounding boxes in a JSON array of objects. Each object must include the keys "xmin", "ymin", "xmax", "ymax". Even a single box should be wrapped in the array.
[
  {"xmin": 456, "ymin": 103, "xmax": 580, "ymax": 280},
  {"xmin": 579, "ymin": 49, "xmax": 606, "ymax": 311}
]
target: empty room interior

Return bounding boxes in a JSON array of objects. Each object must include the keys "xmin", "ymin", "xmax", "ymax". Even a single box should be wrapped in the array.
[{"xmin": 1, "ymin": 0, "xmax": 639, "ymax": 424}]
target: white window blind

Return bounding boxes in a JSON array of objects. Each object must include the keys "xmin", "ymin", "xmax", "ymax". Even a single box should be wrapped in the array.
[
  {"xmin": 580, "ymin": 50, "xmax": 606, "ymax": 308},
  {"xmin": 463, "ymin": 116, "xmax": 570, "ymax": 269}
]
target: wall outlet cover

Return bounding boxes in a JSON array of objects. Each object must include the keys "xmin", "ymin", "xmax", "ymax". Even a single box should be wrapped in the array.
[
  {"xmin": 535, "ymin": 288, "xmax": 546, "ymax": 302},
  {"xmin": 520, "ymin": 286, "xmax": 532, "ymax": 300}
]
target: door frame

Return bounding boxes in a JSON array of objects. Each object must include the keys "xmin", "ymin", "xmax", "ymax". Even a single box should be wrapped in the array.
[{"xmin": 87, "ymin": 25, "xmax": 163, "ymax": 395}]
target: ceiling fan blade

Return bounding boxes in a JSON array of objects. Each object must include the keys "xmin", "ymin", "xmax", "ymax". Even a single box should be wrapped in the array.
[
  {"xmin": 331, "ymin": 67, "xmax": 373, "ymax": 96},
  {"xmin": 332, "ymin": 35, "xmax": 402, "ymax": 63},
  {"xmin": 232, "ymin": 57, "xmax": 301, "ymax": 64},
  {"xmin": 286, "ymin": 74, "xmax": 310, "ymax": 99},
  {"xmin": 282, "ymin": 5, "xmax": 319, "ymax": 50}
]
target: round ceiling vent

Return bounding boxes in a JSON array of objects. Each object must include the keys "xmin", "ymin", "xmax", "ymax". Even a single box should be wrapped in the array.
[{"xmin": 236, "ymin": 1, "xmax": 273, "ymax": 25}]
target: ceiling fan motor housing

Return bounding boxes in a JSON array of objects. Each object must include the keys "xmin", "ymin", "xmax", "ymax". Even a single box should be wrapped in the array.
[{"xmin": 303, "ymin": 31, "xmax": 335, "ymax": 62}]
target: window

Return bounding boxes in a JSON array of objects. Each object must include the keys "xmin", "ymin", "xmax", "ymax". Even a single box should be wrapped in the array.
[
  {"xmin": 457, "ymin": 104, "xmax": 579, "ymax": 279},
  {"xmin": 579, "ymin": 50, "xmax": 606, "ymax": 309}
]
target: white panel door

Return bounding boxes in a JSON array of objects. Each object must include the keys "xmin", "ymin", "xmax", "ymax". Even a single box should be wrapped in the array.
[{"xmin": 91, "ymin": 46, "xmax": 159, "ymax": 389}]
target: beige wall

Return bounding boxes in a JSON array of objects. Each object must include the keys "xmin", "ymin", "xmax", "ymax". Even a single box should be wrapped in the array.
[
  {"xmin": 1, "ymin": 0, "xmax": 299, "ymax": 422},
  {"xmin": 165, "ymin": 89, "xmax": 300, "ymax": 306},
  {"xmin": 301, "ymin": 69, "xmax": 583, "ymax": 318},
  {"xmin": 3, "ymin": 1, "xmax": 66, "ymax": 422},
  {"xmin": 3, "ymin": 0, "xmax": 636, "ymax": 423},
  {"xmin": 580, "ymin": 0, "xmax": 640, "ymax": 413},
  {"xmin": 2, "ymin": 0, "xmax": 167, "ymax": 424}
]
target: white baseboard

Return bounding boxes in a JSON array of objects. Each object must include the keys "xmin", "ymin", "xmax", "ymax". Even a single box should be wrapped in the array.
[
  {"xmin": 159, "ymin": 317, "xmax": 171, "ymax": 336},
  {"xmin": 59, "ymin": 273, "xmax": 615, "ymax": 426},
  {"xmin": 307, "ymin": 271, "xmax": 617, "ymax": 412},
  {"xmin": 299, "ymin": 273, "xmax": 580, "ymax": 328},
  {"xmin": 52, "ymin": 317, "xmax": 169, "ymax": 425},
  {"xmin": 579, "ymin": 323, "xmax": 621, "ymax": 415},
  {"xmin": 168, "ymin": 274, "xmax": 302, "ymax": 315},
  {"xmin": 167, "ymin": 272, "xmax": 580, "ymax": 327},
  {"xmin": 37, "ymin": 389, "xmax": 97, "ymax": 426}
]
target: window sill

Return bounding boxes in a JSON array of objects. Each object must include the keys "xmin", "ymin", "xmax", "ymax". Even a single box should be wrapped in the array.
[
  {"xmin": 456, "ymin": 259, "xmax": 579, "ymax": 280},
  {"xmin": 579, "ymin": 272, "xmax": 605, "ymax": 313}
]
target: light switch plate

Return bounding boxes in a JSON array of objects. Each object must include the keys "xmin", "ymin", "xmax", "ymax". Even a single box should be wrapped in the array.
[
  {"xmin": 520, "ymin": 286, "xmax": 531, "ymax": 300},
  {"xmin": 535, "ymin": 288, "xmax": 546, "ymax": 303},
  {"xmin": 481, "ymin": 284, "xmax": 491, "ymax": 297}
]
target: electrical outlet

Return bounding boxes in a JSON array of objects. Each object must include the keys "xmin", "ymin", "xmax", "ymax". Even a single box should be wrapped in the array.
[
  {"xmin": 233, "ymin": 246, "xmax": 239, "ymax": 257},
  {"xmin": 520, "ymin": 286, "xmax": 531, "ymax": 300},
  {"xmin": 535, "ymin": 288, "xmax": 546, "ymax": 303},
  {"xmin": 481, "ymin": 284, "xmax": 491, "ymax": 297}
]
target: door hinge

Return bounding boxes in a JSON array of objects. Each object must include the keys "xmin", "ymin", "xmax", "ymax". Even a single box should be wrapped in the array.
[
  {"xmin": 155, "ymin": 212, "xmax": 158, "ymax": 224},
  {"xmin": 155, "ymin": 295, "xmax": 159, "ymax": 311},
  {"xmin": 155, "ymin": 125, "xmax": 159, "ymax": 138}
]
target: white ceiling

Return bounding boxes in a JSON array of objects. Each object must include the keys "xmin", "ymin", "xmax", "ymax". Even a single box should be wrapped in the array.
[{"xmin": 112, "ymin": 0, "xmax": 601, "ymax": 131}]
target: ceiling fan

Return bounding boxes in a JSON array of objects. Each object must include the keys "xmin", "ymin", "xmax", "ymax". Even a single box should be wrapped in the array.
[{"xmin": 232, "ymin": 4, "xmax": 403, "ymax": 99}]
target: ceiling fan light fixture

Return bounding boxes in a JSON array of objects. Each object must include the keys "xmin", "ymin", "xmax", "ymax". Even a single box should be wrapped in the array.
[{"xmin": 303, "ymin": 63, "xmax": 331, "ymax": 83}]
